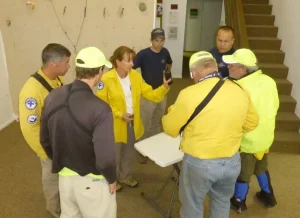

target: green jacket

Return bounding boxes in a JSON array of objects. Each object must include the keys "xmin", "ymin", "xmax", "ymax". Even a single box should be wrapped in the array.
[{"xmin": 237, "ymin": 70, "xmax": 279, "ymax": 153}]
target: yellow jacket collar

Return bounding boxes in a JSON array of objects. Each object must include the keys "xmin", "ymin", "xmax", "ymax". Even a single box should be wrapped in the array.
[
  {"xmin": 237, "ymin": 69, "xmax": 262, "ymax": 84},
  {"xmin": 106, "ymin": 68, "xmax": 134, "ymax": 80}
]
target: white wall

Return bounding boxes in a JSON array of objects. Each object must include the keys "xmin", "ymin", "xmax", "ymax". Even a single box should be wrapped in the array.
[
  {"xmin": 162, "ymin": 0, "xmax": 187, "ymax": 78},
  {"xmin": 220, "ymin": 0, "xmax": 226, "ymax": 26},
  {"xmin": 269, "ymin": 0, "xmax": 300, "ymax": 117},
  {"xmin": 0, "ymin": 0, "xmax": 154, "ymax": 115},
  {"xmin": 184, "ymin": 0, "xmax": 203, "ymax": 51},
  {"xmin": 0, "ymin": 30, "xmax": 16, "ymax": 130}
]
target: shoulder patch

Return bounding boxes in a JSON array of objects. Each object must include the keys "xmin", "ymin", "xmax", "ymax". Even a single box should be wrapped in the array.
[
  {"xmin": 25, "ymin": 97, "xmax": 38, "ymax": 110},
  {"xmin": 27, "ymin": 114, "xmax": 38, "ymax": 124},
  {"xmin": 97, "ymin": 81, "xmax": 104, "ymax": 90}
]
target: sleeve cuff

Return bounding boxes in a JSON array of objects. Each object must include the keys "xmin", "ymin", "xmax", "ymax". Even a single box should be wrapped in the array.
[{"xmin": 101, "ymin": 166, "xmax": 117, "ymax": 184}]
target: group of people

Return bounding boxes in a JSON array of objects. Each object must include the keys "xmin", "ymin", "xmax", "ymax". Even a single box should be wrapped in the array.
[
  {"xmin": 19, "ymin": 28, "xmax": 172, "ymax": 218},
  {"xmin": 18, "ymin": 25, "xmax": 278, "ymax": 218},
  {"xmin": 162, "ymin": 26, "xmax": 279, "ymax": 217}
]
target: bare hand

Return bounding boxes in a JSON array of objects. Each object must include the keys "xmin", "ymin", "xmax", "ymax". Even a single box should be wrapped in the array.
[
  {"xmin": 109, "ymin": 181, "xmax": 116, "ymax": 194},
  {"xmin": 163, "ymin": 73, "xmax": 172, "ymax": 88},
  {"xmin": 122, "ymin": 113, "xmax": 134, "ymax": 123}
]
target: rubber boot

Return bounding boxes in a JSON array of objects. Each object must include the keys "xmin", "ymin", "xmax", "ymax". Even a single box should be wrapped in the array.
[
  {"xmin": 230, "ymin": 181, "xmax": 248, "ymax": 213},
  {"xmin": 256, "ymin": 171, "xmax": 277, "ymax": 208}
]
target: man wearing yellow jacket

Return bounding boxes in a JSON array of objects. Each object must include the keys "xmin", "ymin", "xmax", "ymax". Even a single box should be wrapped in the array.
[
  {"xmin": 96, "ymin": 46, "xmax": 170, "ymax": 191},
  {"xmin": 162, "ymin": 51, "xmax": 259, "ymax": 218},
  {"xmin": 19, "ymin": 43, "xmax": 71, "ymax": 217},
  {"xmin": 223, "ymin": 48, "xmax": 279, "ymax": 212}
]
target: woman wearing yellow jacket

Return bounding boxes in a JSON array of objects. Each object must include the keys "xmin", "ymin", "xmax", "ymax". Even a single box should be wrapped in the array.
[{"xmin": 96, "ymin": 46, "xmax": 171, "ymax": 191}]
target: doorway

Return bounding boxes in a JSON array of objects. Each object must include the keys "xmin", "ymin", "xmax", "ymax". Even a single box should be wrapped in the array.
[{"xmin": 182, "ymin": 0, "xmax": 223, "ymax": 77}]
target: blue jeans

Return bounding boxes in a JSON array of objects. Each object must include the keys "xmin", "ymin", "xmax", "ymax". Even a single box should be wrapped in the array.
[{"xmin": 179, "ymin": 152, "xmax": 241, "ymax": 218}]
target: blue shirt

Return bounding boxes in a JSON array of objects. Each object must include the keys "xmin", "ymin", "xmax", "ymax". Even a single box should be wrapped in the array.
[
  {"xmin": 210, "ymin": 47, "xmax": 236, "ymax": 78},
  {"xmin": 133, "ymin": 47, "xmax": 172, "ymax": 89}
]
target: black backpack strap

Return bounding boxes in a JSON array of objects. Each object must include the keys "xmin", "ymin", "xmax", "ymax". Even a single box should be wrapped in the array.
[
  {"xmin": 31, "ymin": 72, "xmax": 53, "ymax": 93},
  {"xmin": 57, "ymin": 76, "xmax": 63, "ymax": 85},
  {"xmin": 65, "ymin": 86, "xmax": 93, "ymax": 136},
  {"xmin": 179, "ymin": 78, "xmax": 225, "ymax": 134},
  {"xmin": 48, "ymin": 84, "xmax": 93, "ymax": 137}
]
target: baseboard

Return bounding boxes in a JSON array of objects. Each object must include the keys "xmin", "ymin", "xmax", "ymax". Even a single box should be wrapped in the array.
[
  {"xmin": 294, "ymin": 104, "xmax": 300, "ymax": 133},
  {"xmin": 172, "ymin": 75, "xmax": 183, "ymax": 79},
  {"xmin": 13, "ymin": 113, "xmax": 19, "ymax": 122},
  {"xmin": 0, "ymin": 114, "xmax": 19, "ymax": 131},
  {"xmin": 295, "ymin": 104, "xmax": 300, "ymax": 118}
]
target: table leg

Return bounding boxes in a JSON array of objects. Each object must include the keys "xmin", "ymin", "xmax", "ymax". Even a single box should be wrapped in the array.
[{"xmin": 141, "ymin": 164, "xmax": 180, "ymax": 218}]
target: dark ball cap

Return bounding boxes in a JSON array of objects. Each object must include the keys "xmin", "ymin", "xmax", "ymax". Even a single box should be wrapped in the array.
[{"xmin": 151, "ymin": 28, "xmax": 165, "ymax": 40}]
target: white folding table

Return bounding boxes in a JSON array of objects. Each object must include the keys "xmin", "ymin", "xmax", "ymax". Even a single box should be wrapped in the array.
[{"xmin": 134, "ymin": 132, "xmax": 183, "ymax": 218}]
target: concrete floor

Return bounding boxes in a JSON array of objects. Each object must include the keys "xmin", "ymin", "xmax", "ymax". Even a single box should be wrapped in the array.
[{"xmin": 1, "ymin": 78, "xmax": 300, "ymax": 218}]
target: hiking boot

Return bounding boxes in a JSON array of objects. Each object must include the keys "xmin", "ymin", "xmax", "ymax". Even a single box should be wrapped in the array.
[
  {"xmin": 118, "ymin": 178, "xmax": 139, "ymax": 188},
  {"xmin": 230, "ymin": 196, "xmax": 247, "ymax": 213},
  {"xmin": 256, "ymin": 190, "xmax": 277, "ymax": 208},
  {"xmin": 139, "ymin": 156, "xmax": 148, "ymax": 164},
  {"xmin": 116, "ymin": 182, "xmax": 122, "ymax": 192}
]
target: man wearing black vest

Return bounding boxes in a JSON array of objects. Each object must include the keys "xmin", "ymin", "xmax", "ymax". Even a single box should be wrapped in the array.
[
  {"xmin": 19, "ymin": 43, "xmax": 71, "ymax": 217},
  {"xmin": 40, "ymin": 47, "xmax": 117, "ymax": 218}
]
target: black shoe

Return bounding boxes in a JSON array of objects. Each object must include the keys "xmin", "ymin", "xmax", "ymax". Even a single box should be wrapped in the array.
[
  {"xmin": 230, "ymin": 196, "xmax": 247, "ymax": 213},
  {"xmin": 139, "ymin": 156, "xmax": 148, "ymax": 164},
  {"xmin": 256, "ymin": 190, "xmax": 277, "ymax": 208}
]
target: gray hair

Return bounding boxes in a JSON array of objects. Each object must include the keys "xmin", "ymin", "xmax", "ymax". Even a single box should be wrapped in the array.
[
  {"xmin": 233, "ymin": 63, "xmax": 259, "ymax": 73},
  {"xmin": 245, "ymin": 65, "xmax": 259, "ymax": 73},
  {"xmin": 41, "ymin": 43, "xmax": 71, "ymax": 65},
  {"xmin": 190, "ymin": 57, "xmax": 218, "ymax": 72}
]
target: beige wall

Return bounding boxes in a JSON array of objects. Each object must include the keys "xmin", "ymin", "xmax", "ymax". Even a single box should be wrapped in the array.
[
  {"xmin": 0, "ymin": 31, "xmax": 15, "ymax": 130},
  {"xmin": 0, "ymin": 0, "xmax": 154, "ymax": 116},
  {"xmin": 269, "ymin": 0, "xmax": 300, "ymax": 117}
]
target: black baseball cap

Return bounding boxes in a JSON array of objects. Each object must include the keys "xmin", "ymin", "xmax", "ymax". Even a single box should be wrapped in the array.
[{"xmin": 151, "ymin": 28, "xmax": 165, "ymax": 40}]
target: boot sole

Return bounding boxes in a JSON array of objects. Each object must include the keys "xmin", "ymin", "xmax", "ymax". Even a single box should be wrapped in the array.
[
  {"xmin": 230, "ymin": 204, "xmax": 246, "ymax": 213},
  {"xmin": 116, "ymin": 187, "xmax": 123, "ymax": 192},
  {"xmin": 118, "ymin": 182, "xmax": 139, "ymax": 188},
  {"xmin": 256, "ymin": 193, "xmax": 277, "ymax": 208}
]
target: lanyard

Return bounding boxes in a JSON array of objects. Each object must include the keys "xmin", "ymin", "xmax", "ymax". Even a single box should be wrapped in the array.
[{"xmin": 198, "ymin": 72, "xmax": 222, "ymax": 83}]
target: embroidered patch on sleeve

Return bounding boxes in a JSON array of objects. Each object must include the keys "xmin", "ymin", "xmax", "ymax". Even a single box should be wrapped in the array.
[
  {"xmin": 25, "ymin": 97, "xmax": 37, "ymax": 110},
  {"xmin": 27, "ymin": 114, "xmax": 38, "ymax": 124},
  {"xmin": 97, "ymin": 81, "xmax": 104, "ymax": 90}
]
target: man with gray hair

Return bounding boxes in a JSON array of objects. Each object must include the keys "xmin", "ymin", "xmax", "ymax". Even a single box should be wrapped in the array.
[
  {"xmin": 162, "ymin": 51, "xmax": 259, "ymax": 218},
  {"xmin": 223, "ymin": 48, "xmax": 279, "ymax": 213},
  {"xmin": 19, "ymin": 43, "xmax": 71, "ymax": 217}
]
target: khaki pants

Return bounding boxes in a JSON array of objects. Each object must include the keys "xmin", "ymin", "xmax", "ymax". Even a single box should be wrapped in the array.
[
  {"xmin": 138, "ymin": 96, "xmax": 167, "ymax": 161},
  {"xmin": 116, "ymin": 124, "xmax": 136, "ymax": 180},
  {"xmin": 140, "ymin": 96, "xmax": 167, "ymax": 140},
  {"xmin": 40, "ymin": 158, "xmax": 60, "ymax": 218},
  {"xmin": 59, "ymin": 176, "xmax": 116, "ymax": 218}
]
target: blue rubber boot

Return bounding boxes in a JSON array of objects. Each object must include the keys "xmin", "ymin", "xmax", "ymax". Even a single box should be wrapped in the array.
[
  {"xmin": 230, "ymin": 181, "xmax": 248, "ymax": 213},
  {"xmin": 256, "ymin": 171, "xmax": 277, "ymax": 208}
]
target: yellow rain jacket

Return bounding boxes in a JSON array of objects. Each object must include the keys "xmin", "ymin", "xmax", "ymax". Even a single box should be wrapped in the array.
[
  {"xmin": 19, "ymin": 69, "xmax": 63, "ymax": 159},
  {"xmin": 237, "ymin": 70, "xmax": 279, "ymax": 159},
  {"xmin": 96, "ymin": 68, "xmax": 169, "ymax": 143}
]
